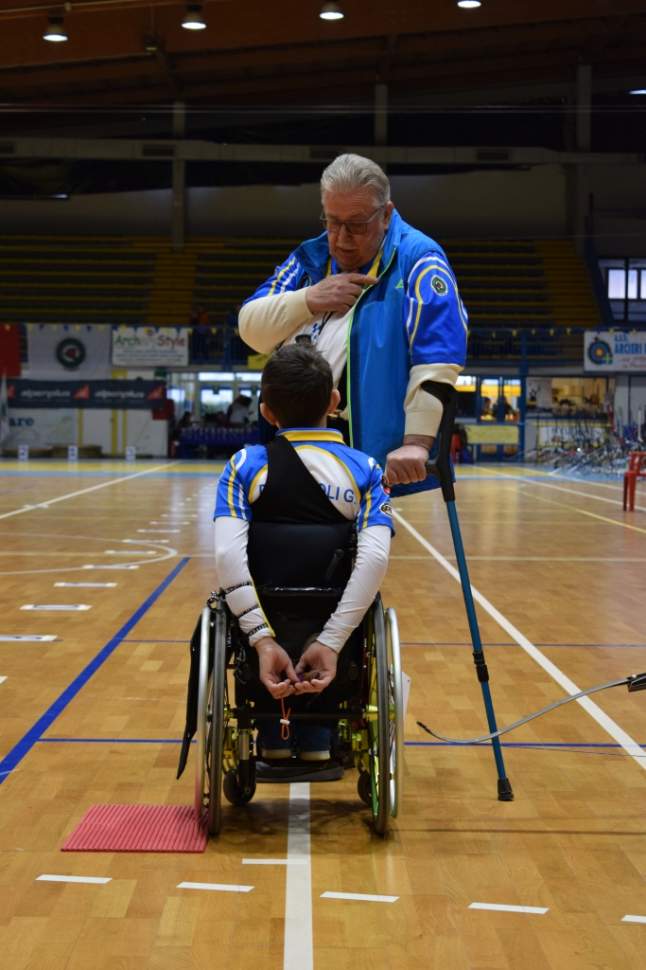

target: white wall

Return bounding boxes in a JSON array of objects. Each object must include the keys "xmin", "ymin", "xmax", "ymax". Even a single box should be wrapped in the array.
[{"xmin": 6, "ymin": 408, "xmax": 168, "ymax": 457}]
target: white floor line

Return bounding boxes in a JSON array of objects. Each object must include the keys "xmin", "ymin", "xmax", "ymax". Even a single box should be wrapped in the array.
[
  {"xmin": 54, "ymin": 582, "xmax": 117, "ymax": 588},
  {"xmin": 0, "ymin": 634, "xmax": 57, "ymax": 642},
  {"xmin": 177, "ymin": 881, "xmax": 254, "ymax": 893},
  {"xmin": 469, "ymin": 902, "xmax": 548, "ymax": 915},
  {"xmin": 284, "ymin": 782, "xmax": 313, "ymax": 970},
  {"xmin": 242, "ymin": 858, "xmax": 307, "ymax": 865},
  {"xmin": 321, "ymin": 891, "xmax": 399, "ymax": 903},
  {"xmin": 622, "ymin": 914, "xmax": 646, "ymax": 924},
  {"xmin": 491, "ymin": 470, "xmax": 646, "ymax": 513},
  {"xmin": 393, "ymin": 510, "xmax": 646, "ymax": 772},
  {"xmin": 36, "ymin": 874, "xmax": 111, "ymax": 885},
  {"xmin": 0, "ymin": 461, "xmax": 180, "ymax": 521},
  {"xmin": 21, "ymin": 604, "xmax": 90, "ymax": 612},
  {"xmin": 0, "ymin": 676, "xmax": 6, "ymax": 685}
]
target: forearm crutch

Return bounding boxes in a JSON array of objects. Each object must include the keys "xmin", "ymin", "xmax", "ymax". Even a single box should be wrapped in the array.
[{"xmin": 423, "ymin": 381, "xmax": 514, "ymax": 801}]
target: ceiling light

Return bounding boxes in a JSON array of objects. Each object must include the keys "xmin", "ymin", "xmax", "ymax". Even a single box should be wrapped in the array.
[
  {"xmin": 629, "ymin": 88, "xmax": 646, "ymax": 95},
  {"xmin": 182, "ymin": 3, "xmax": 207, "ymax": 30},
  {"xmin": 457, "ymin": 1, "xmax": 482, "ymax": 8},
  {"xmin": 320, "ymin": 2, "xmax": 344, "ymax": 21},
  {"xmin": 43, "ymin": 15, "xmax": 68, "ymax": 42}
]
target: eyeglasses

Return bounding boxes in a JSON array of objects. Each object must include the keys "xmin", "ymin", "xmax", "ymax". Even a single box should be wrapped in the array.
[{"xmin": 320, "ymin": 204, "xmax": 385, "ymax": 236}]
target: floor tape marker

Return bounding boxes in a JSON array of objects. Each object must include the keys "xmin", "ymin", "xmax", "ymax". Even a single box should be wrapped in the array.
[
  {"xmin": 177, "ymin": 881, "xmax": 253, "ymax": 893},
  {"xmin": 469, "ymin": 902, "xmax": 548, "ymax": 915},
  {"xmin": 321, "ymin": 891, "xmax": 399, "ymax": 903}
]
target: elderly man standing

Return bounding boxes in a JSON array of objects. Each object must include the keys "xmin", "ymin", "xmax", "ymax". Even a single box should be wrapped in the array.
[{"xmin": 238, "ymin": 153, "xmax": 468, "ymax": 493}]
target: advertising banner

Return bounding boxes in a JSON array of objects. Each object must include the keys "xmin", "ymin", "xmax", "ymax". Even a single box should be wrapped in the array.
[
  {"xmin": 584, "ymin": 331, "xmax": 646, "ymax": 373},
  {"xmin": 112, "ymin": 327, "xmax": 189, "ymax": 367},
  {"xmin": 7, "ymin": 379, "xmax": 166, "ymax": 409},
  {"xmin": 26, "ymin": 324, "xmax": 112, "ymax": 379}
]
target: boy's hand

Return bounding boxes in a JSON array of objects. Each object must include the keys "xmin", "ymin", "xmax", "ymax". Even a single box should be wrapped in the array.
[
  {"xmin": 294, "ymin": 641, "xmax": 338, "ymax": 693},
  {"xmin": 254, "ymin": 637, "xmax": 298, "ymax": 698}
]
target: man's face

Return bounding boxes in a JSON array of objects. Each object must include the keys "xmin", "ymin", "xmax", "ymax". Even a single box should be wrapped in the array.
[{"xmin": 321, "ymin": 187, "xmax": 393, "ymax": 273}]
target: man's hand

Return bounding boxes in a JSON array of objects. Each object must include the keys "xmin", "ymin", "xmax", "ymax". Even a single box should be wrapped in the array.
[
  {"xmin": 305, "ymin": 274, "xmax": 375, "ymax": 316},
  {"xmin": 255, "ymin": 637, "xmax": 298, "ymax": 699},
  {"xmin": 385, "ymin": 437, "xmax": 433, "ymax": 486},
  {"xmin": 294, "ymin": 641, "xmax": 338, "ymax": 694}
]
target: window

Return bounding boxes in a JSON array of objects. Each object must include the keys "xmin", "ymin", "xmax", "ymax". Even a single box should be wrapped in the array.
[{"xmin": 600, "ymin": 258, "xmax": 646, "ymax": 323}]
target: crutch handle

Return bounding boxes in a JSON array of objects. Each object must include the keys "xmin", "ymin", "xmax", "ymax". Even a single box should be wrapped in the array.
[{"xmin": 423, "ymin": 382, "xmax": 458, "ymax": 503}]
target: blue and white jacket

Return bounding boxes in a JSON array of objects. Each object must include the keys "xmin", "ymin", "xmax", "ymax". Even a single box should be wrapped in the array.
[{"xmin": 240, "ymin": 209, "xmax": 468, "ymax": 496}]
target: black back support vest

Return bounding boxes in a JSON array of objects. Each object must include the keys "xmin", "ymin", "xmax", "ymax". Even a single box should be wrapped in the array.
[{"xmin": 247, "ymin": 433, "xmax": 354, "ymax": 590}]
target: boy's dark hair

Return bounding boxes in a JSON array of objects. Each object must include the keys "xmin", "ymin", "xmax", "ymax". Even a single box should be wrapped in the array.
[{"xmin": 261, "ymin": 343, "xmax": 333, "ymax": 428}]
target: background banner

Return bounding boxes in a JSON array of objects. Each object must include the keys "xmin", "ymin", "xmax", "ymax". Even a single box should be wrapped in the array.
[
  {"xmin": 112, "ymin": 327, "xmax": 189, "ymax": 367},
  {"xmin": 26, "ymin": 324, "xmax": 112, "ymax": 379},
  {"xmin": 584, "ymin": 331, "xmax": 646, "ymax": 372},
  {"xmin": 7, "ymin": 379, "xmax": 166, "ymax": 409}
]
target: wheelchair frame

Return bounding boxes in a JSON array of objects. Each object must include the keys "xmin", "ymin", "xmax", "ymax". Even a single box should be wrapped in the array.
[{"xmin": 194, "ymin": 592, "xmax": 403, "ymax": 837}]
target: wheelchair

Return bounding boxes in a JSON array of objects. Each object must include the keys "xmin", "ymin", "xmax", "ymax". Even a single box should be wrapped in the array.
[{"xmin": 191, "ymin": 585, "xmax": 403, "ymax": 837}]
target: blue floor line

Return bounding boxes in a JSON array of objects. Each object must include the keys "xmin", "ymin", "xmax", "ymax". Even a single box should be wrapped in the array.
[
  {"xmin": 0, "ymin": 557, "xmax": 190, "ymax": 785},
  {"xmin": 39, "ymin": 737, "xmax": 189, "ymax": 744},
  {"xmin": 31, "ymin": 737, "xmax": 646, "ymax": 750},
  {"xmin": 405, "ymin": 740, "xmax": 646, "ymax": 749}
]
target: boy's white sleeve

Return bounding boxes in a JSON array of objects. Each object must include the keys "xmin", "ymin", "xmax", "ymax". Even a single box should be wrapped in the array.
[
  {"xmin": 316, "ymin": 525, "xmax": 391, "ymax": 653},
  {"xmin": 214, "ymin": 517, "xmax": 274, "ymax": 644}
]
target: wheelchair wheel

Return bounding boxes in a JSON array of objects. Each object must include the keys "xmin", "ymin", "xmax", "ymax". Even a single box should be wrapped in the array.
[
  {"xmin": 385, "ymin": 607, "xmax": 404, "ymax": 819},
  {"xmin": 366, "ymin": 598, "xmax": 390, "ymax": 835},
  {"xmin": 194, "ymin": 604, "xmax": 227, "ymax": 835}
]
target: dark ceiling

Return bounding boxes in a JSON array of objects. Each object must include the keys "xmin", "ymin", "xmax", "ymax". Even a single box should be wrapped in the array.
[{"xmin": 1, "ymin": 0, "xmax": 646, "ymax": 195}]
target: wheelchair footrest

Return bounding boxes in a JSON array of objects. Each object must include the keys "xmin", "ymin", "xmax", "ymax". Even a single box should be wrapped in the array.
[{"xmin": 256, "ymin": 760, "xmax": 345, "ymax": 784}]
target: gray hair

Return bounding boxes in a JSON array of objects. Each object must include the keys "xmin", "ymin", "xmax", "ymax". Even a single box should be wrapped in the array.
[{"xmin": 320, "ymin": 153, "xmax": 390, "ymax": 206}]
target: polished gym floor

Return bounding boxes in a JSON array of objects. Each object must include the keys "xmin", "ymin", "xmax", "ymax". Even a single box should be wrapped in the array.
[{"xmin": 1, "ymin": 459, "xmax": 645, "ymax": 969}]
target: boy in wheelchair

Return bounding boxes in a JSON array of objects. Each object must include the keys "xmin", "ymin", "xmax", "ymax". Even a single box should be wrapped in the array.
[{"xmin": 214, "ymin": 343, "xmax": 393, "ymax": 764}]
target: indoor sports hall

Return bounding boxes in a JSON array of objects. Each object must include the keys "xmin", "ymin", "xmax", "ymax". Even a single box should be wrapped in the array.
[{"xmin": 2, "ymin": 1, "xmax": 646, "ymax": 969}]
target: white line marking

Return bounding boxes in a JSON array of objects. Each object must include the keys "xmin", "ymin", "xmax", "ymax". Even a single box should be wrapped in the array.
[
  {"xmin": 242, "ymin": 858, "xmax": 307, "ymax": 865},
  {"xmin": 321, "ymin": 891, "xmax": 399, "ymax": 903},
  {"xmin": 21, "ymin": 604, "xmax": 91, "ymax": 612},
  {"xmin": 83, "ymin": 564, "xmax": 139, "ymax": 570},
  {"xmin": 54, "ymin": 582, "xmax": 117, "ymax": 588},
  {"xmin": 469, "ymin": 902, "xmax": 548, "ymax": 915},
  {"xmin": 510, "ymin": 475, "xmax": 646, "ymax": 512},
  {"xmin": 177, "ymin": 881, "xmax": 254, "ymax": 893},
  {"xmin": 0, "ymin": 676, "xmax": 6, "ymax": 685},
  {"xmin": 37, "ymin": 874, "xmax": 111, "ymax": 885},
  {"xmin": 493, "ymin": 471, "xmax": 646, "ymax": 512},
  {"xmin": 0, "ymin": 634, "xmax": 57, "ymax": 642},
  {"xmin": 622, "ymin": 914, "xmax": 646, "ymax": 924},
  {"xmin": 284, "ymin": 782, "xmax": 312, "ymax": 970},
  {"xmin": 136, "ymin": 529, "xmax": 180, "ymax": 534},
  {"xmin": 104, "ymin": 550, "xmax": 156, "ymax": 555},
  {"xmin": 393, "ymin": 510, "xmax": 646, "ymax": 772},
  {"xmin": 0, "ymin": 461, "xmax": 180, "ymax": 521}
]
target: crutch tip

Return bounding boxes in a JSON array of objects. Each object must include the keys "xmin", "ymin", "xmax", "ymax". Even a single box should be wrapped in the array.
[{"xmin": 497, "ymin": 778, "xmax": 514, "ymax": 802}]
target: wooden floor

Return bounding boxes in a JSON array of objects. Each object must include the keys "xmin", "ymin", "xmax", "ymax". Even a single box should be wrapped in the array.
[{"xmin": 1, "ymin": 458, "xmax": 646, "ymax": 970}]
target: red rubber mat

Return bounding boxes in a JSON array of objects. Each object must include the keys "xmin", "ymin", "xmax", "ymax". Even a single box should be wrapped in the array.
[{"xmin": 62, "ymin": 804, "xmax": 207, "ymax": 853}]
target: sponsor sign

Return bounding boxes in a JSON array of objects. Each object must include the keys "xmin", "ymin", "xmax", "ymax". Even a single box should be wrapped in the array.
[
  {"xmin": 6, "ymin": 380, "xmax": 166, "ymax": 410},
  {"xmin": 112, "ymin": 327, "xmax": 189, "ymax": 367},
  {"xmin": 584, "ymin": 331, "xmax": 646, "ymax": 372},
  {"xmin": 27, "ymin": 324, "xmax": 112, "ymax": 379}
]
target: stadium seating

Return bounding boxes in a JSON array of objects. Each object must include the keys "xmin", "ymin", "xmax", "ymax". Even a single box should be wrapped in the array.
[{"xmin": 0, "ymin": 234, "xmax": 602, "ymax": 336}]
